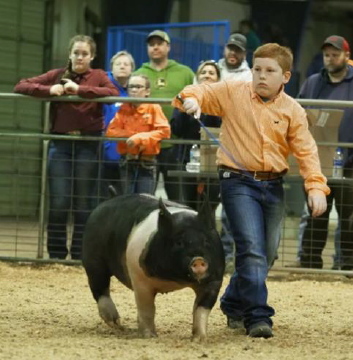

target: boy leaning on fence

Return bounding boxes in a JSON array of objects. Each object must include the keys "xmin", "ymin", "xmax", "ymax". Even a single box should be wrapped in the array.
[{"xmin": 172, "ymin": 43, "xmax": 330, "ymax": 338}]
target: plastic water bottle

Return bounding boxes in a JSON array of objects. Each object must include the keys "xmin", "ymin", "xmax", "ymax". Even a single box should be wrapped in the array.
[
  {"xmin": 332, "ymin": 147, "xmax": 343, "ymax": 178},
  {"xmin": 186, "ymin": 144, "xmax": 200, "ymax": 173}
]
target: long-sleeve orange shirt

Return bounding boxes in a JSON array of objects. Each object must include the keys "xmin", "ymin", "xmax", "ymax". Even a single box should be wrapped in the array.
[
  {"xmin": 172, "ymin": 80, "xmax": 330, "ymax": 195},
  {"xmin": 106, "ymin": 103, "xmax": 170, "ymax": 156}
]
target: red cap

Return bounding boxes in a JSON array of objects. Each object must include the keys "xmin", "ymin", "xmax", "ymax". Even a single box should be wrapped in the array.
[{"xmin": 322, "ymin": 35, "xmax": 350, "ymax": 52}]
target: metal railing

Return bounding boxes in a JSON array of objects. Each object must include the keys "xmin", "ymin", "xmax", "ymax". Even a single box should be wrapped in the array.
[{"xmin": 1, "ymin": 93, "xmax": 353, "ymax": 275}]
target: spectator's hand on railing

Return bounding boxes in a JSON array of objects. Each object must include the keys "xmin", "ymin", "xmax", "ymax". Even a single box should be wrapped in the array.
[
  {"xmin": 308, "ymin": 189, "xmax": 327, "ymax": 217},
  {"xmin": 183, "ymin": 98, "xmax": 201, "ymax": 119},
  {"xmin": 61, "ymin": 79, "xmax": 79, "ymax": 95},
  {"xmin": 50, "ymin": 84, "xmax": 65, "ymax": 96},
  {"xmin": 126, "ymin": 137, "xmax": 146, "ymax": 153}
]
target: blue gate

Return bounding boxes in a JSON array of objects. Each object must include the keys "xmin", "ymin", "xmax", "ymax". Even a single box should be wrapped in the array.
[{"xmin": 106, "ymin": 21, "xmax": 231, "ymax": 72}]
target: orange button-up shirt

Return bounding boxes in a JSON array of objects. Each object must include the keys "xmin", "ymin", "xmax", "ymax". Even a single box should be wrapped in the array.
[
  {"xmin": 172, "ymin": 81, "xmax": 330, "ymax": 195},
  {"xmin": 106, "ymin": 103, "xmax": 170, "ymax": 156}
]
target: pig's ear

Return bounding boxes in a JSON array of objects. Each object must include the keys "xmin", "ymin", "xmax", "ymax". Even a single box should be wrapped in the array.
[
  {"xmin": 158, "ymin": 197, "xmax": 173, "ymax": 233},
  {"xmin": 197, "ymin": 193, "xmax": 216, "ymax": 230}
]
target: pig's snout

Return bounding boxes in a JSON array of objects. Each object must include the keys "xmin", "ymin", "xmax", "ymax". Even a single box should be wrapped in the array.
[{"xmin": 190, "ymin": 257, "xmax": 209, "ymax": 282}]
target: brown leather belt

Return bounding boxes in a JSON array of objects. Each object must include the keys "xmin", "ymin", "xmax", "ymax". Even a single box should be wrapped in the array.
[{"xmin": 219, "ymin": 165, "xmax": 287, "ymax": 181}]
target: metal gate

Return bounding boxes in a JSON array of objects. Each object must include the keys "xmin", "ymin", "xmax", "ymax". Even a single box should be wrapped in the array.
[{"xmin": 105, "ymin": 21, "xmax": 230, "ymax": 71}]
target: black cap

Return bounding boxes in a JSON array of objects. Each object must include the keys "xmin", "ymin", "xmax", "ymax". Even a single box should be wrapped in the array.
[{"xmin": 226, "ymin": 33, "xmax": 247, "ymax": 51}]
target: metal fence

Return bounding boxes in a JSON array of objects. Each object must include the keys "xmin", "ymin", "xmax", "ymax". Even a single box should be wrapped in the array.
[{"xmin": 1, "ymin": 93, "xmax": 353, "ymax": 276}]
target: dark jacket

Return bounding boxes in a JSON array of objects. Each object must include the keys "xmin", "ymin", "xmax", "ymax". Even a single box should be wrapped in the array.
[
  {"xmin": 298, "ymin": 66, "xmax": 353, "ymax": 165},
  {"xmin": 171, "ymin": 108, "xmax": 221, "ymax": 163}
]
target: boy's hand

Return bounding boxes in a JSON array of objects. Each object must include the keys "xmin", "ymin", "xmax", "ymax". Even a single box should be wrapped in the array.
[
  {"xmin": 183, "ymin": 98, "xmax": 201, "ymax": 119},
  {"xmin": 126, "ymin": 138, "xmax": 136, "ymax": 148},
  {"xmin": 126, "ymin": 135, "xmax": 145, "ymax": 152},
  {"xmin": 308, "ymin": 189, "xmax": 327, "ymax": 217}
]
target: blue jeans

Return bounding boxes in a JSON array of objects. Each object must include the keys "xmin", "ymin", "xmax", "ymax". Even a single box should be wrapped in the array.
[
  {"xmin": 121, "ymin": 159, "xmax": 156, "ymax": 194},
  {"xmin": 47, "ymin": 139, "xmax": 100, "ymax": 259},
  {"xmin": 219, "ymin": 172, "xmax": 284, "ymax": 329},
  {"xmin": 220, "ymin": 207, "xmax": 235, "ymax": 261}
]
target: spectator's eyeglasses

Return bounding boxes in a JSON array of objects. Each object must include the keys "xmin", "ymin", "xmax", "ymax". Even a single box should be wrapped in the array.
[{"xmin": 127, "ymin": 84, "xmax": 147, "ymax": 89}]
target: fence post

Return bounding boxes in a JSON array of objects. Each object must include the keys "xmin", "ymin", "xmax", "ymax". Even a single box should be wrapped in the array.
[{"xmin": 37, "ymin": 102, "xmax": 50, "ymax": 259}]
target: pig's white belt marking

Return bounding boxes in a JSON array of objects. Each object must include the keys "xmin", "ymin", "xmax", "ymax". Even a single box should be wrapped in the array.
[{"xmin": 126, "ymin": 208, "xmax": 196, "ymax": 294}]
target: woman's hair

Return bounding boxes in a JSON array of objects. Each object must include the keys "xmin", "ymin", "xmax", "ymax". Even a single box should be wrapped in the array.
[
  {"xmin": 196, "ymin": 60, "xmax": 221, "ymax": 82},
  {"xmin": 61, "ymin": 35, "xmax": 96, "ymax": 80},
  {"xmin": 128, "ymin": 74, "xmax": 151, "ymax": 89},
  {"xmin": 253, "ymin": 43, "xmax": 293, "ymax": 72},
  {"xmin": 110, "ymin": 50, "xmax": 135, "ymax": 72}
]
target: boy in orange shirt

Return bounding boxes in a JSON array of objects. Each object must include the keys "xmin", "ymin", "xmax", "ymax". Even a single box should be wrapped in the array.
[
  {"xmin": 106, "ymin": 75, "xmax": 170, "ymax": 194},
  {"xmin": 173, "ymin": 43, "xmax": 330, "ymax": 338}
]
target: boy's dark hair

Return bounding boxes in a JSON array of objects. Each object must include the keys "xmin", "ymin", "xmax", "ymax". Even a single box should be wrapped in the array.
[{"xmin": 253, "ymin": 43, "xmax": 293, "ymax": 72}]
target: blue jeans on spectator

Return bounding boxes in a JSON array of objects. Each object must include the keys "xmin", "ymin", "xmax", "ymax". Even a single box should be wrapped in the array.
[
  {"xmin": 47, "ymin": 139, "xmax": 100, "ymax": 260},
  {"xmin": 156, "ymin": 146, "xmax": 183, "ymax": 201},
  {"xmin": 219, "ymin": 172, "xmax": 284, "ymax": 329},
  {"xmin": 121, "ymin": 159, "xmax": 156, "ymax": 194}
]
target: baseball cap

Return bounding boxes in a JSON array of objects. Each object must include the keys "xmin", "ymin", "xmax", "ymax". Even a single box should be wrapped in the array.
[
  {"xmin": 322, "ymin": 35, "xmax": 350, "ymax": 52},
  {"xmin": 226, "ymin": 33, "xmax": 247, "ymax": 51},
  {"xmin": 147, "ymin": 30, "xmax": 171, "ymax": 44}
]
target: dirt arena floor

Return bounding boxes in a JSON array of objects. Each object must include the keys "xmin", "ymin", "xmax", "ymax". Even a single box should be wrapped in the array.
[{"xmin": 1, "ymin": 261, "xmax": 353, "ymax": 360}]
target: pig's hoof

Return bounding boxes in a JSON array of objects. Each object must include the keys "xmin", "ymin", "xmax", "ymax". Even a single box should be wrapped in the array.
[
  {"xmin": 106, "ymin": 319, "xmax": 123, "ymax": 329},
  {"xmin": 192, "ymin": 333, "xmax": 207, "ymax": 343},
  {"xmin": 139, "ymin": 329, "xmax": 157, "ymax": 339},
  {"xmin": 98, "ymin": 295, "xmax": 120, "ymax": 328}
]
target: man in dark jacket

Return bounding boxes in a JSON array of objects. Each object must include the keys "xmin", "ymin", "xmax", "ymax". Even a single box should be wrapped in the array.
[{"xmin": 298, "ymin": 35, "xmax": 353, "ymax": 270}]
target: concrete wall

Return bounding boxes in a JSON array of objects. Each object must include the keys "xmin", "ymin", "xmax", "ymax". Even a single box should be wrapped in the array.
[
  {"xmin": 52, "ymin": 0, "xmax": 101, "ymax": 69},
  {"xmin": 170, "ymin": 0, "xmax": 250, "ymax": 31}
]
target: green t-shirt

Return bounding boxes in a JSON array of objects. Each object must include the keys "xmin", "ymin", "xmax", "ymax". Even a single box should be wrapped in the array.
[{"xmin": 134, "ymin": 59, "xmax": 194, "ymax": 121}]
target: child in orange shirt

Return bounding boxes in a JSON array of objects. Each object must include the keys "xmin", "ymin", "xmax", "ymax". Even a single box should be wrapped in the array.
[
  {"xmin": 106, "ymin": 75, "xmax": 170, "ymax": 194},
  {"xmin": 173, "ymin": 44, "xmax": 329, "ymax": 338}
]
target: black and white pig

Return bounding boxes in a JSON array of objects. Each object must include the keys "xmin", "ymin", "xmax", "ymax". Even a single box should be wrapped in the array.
[{"xmin": 82, "ymin": 193, "xmax": 225, "ymax": 341}]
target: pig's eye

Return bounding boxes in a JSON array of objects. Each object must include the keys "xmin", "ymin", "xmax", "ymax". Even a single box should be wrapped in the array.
[
  {"xmin": 173, "ymin": 234, "xmax": 185, "ymax": 247},
  {"xmin": 174, "ymin": 238, "xmax": 183, "ymax": 247}
]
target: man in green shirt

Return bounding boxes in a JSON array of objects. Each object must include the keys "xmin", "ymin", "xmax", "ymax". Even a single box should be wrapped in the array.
[{"xmin": 134, "ymin": 30, "xmax": 194, "ymax": 201}]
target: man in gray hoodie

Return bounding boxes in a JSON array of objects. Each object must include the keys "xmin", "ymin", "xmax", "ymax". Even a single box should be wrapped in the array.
[{"xmin": 218, "ymin": 33, "xmax": 253, "ymax": 82}]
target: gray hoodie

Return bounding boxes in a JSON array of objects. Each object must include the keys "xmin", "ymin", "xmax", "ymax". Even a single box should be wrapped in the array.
[{"xmin": 218, "ymin": 58, "xmax": 252, "ymax": 82}]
